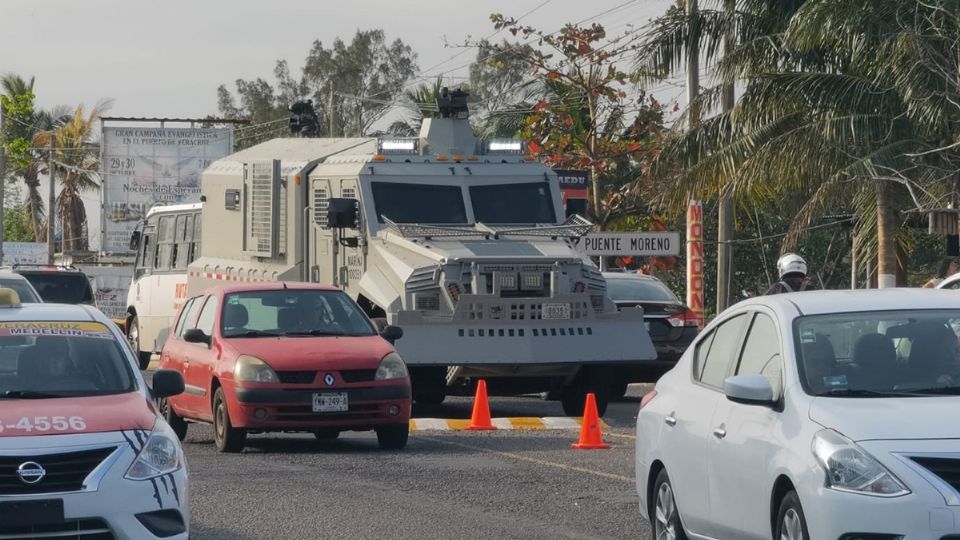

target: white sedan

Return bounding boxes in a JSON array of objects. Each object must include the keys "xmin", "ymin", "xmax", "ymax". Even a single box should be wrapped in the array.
[{"xmin": 636, "ymin": 289, "xmax": 960, "ymax": 540}]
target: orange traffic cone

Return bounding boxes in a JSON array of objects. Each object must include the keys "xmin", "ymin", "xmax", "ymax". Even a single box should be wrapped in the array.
[
  {"xmin": 467, "ymin": 379, "xmax": 496, "ymax": 431},
  {"xmin": 571, "ymin": 393, "xmax": 610, "ymax": 449}
]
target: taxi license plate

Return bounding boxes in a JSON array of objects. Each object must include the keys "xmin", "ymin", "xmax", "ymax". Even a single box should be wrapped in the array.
[
  {"xmin": 542, "ymin": 303, "xmax": 571, "ymax": 320},
  {"xmin": 0, "ymin": 499, "xmax": 64, "ymax": 527},
  {"xmin": 312, "ymin": 392, "xmax": 348, "ymax": 413}
]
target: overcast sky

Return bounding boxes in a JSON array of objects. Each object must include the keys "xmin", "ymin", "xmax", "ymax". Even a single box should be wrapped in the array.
[{"xmin": 1, "ymin": 0, "xmax": 676, "ymax": 118}]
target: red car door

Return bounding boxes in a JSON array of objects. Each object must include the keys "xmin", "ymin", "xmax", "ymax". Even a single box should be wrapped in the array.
[
  {"xmin": 183, "ymin": 294, "xmax": 220, "ymax": 421},
  {"xmin": 162, "ymin": 296, "xmax": 202, "ymax": 416}
]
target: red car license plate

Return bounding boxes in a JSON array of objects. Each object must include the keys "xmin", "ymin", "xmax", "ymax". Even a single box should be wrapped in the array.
[{"xmin": 312, "ymin": 392, "xmax": 348, "ymax": 412}]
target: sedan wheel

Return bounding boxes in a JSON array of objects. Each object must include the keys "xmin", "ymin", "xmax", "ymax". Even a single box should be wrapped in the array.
[
  {"xmin": 651, "ymin": 469, "xmax": 686, "ymax": 540},
  {"xmin": 775, "ymin": 491, "xmax": 809, "ymax": 540}
]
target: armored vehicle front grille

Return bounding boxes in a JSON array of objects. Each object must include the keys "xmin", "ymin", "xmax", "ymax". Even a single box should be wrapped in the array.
[
  {"xmin": 407, "ymin": 267, "xmax": 439, "ymax": 292},
  {"xmin": 0, "ymin": 517, "xmax": 114, "ymax": 539},
  {"xmin": 0, "ymin": 447, "xmax": 116, "ymax": 495},
  {"xmin": 277, "ymin": 371, "xmax": 317, "ymax": 384}
]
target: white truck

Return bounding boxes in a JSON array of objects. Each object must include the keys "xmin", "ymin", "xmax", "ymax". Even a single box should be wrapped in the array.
[{"xmin": 187, "ymin": 102, "xmax": 655, "ymax": 415}]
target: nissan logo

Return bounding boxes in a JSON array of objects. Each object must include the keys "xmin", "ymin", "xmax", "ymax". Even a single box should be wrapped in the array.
[{"xmin": 16, "ymin": 462, "xmax": 46, "ymax": 485}]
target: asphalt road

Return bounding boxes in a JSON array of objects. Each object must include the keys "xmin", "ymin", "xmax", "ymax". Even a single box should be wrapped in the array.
[{"xmin": 176, "ymin": 387, "xmax": 652, "ymax": 540}]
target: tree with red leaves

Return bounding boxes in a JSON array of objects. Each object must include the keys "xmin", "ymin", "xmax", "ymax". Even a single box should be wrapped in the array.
[{"xmin": 488, "ymin": 15, "xmax": 666, "ymax": 229}]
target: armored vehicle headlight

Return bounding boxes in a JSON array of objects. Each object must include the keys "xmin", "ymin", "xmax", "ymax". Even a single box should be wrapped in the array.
[
  {"xmin": 126, "ymin": 421, "xmax": 183, "ymax": 480},
  {"xmin": 520, "ymin": 273, "xmax": 543, "ymax": 291},
  {"xmin": 497, "ymin": 273, "xmax": 518, "ymax": 291},
  {"xmin": 484, "ymin": 139, "xmax": 524, "ymax": 154},
  {"xmin": 234, "ymin": 355, "xmax": 280, "ymax": 383},
  {"xmin": 375, "ymin": 352, "xmax": 409, "ymax": 381}
]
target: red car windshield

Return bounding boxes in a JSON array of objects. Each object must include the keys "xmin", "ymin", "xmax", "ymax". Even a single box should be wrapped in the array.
[{"xmin": 222, "ymin": 290, "xmax": 377, "ymax": 338}]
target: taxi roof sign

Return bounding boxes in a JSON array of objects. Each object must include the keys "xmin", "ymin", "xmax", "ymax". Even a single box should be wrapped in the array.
[{"xmin": 0, "ymin": 288, "xmax": 22, "ymax": 307}]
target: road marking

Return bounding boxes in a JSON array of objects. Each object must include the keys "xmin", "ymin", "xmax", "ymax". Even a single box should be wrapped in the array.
[
  {"xmin": 409, "ymin": 417, "xmax": 608, "ymax": 431},
  {"xmin": 606, "ymin": 432, "xmax": 637, "ymax": 440},
  {"xmin": 417, "ymin": 436, "xmax": 634, "ymax": 483}
]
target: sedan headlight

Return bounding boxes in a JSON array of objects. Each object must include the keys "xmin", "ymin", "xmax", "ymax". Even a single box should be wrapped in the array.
[
  {"xmin": 375, "ymin": 352, "xmax": 408, "ymax": 381},
  {"xmin": 125, "ymin": 421, "xmax": 183, "ymax": 480},
  {"xmin": 234, "ymin": 355, "xmax": 280, "ymax": 383},
  {"xmin": 812, "ymin": 429, "xmax": 910, "ymax": 497}
]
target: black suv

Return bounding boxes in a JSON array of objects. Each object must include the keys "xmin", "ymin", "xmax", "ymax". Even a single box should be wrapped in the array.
[{"xmin": 10, "ymin": 265, "xmax": 95, "ymax": 305}]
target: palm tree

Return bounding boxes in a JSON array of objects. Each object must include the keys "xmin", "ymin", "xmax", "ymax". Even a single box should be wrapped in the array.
[
  {"xmin": 33, "ymin": 102, "xmax": 109, "ymax": 252},
  {"xmin": 638, "ymin": 0, "xmax": 957, "ymax": 288},
  {"xmin": 1, "ymin": 73, "xmax": 71, "ymax": 242}
]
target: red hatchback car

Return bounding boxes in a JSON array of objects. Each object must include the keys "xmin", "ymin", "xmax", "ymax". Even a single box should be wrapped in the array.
[{"xmin": 158, "ymin": 283, "xmax": 411, "ymax": 452}]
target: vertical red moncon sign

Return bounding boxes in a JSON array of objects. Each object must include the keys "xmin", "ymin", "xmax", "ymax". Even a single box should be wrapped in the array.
[{"xmin": 687, "ymin": 201, "xmax": 705, "ymax": 328}]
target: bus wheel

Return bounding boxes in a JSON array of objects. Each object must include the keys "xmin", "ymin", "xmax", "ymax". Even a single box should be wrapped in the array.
[{"xmin": 128, "ymin": 317, "xmax": 152, "ymax": 370}]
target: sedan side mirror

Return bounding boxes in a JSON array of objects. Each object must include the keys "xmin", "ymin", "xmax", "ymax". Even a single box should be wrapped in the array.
[
  {"xmin": 152, "ymin": 369, "xmax": 185, "ymax": 399},
  {"xmin": 724, "ymin": 374, "xmax": 775, "ymax": 406},
  {"xmin": 380, "ymin": 325, "xmax": 403, "ymax": 344},
  {"xmin": 183, "ymin": 328, "xmax": 211, "ymax": 346}
]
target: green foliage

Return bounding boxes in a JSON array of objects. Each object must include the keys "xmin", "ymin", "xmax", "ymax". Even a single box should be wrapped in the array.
[
  {"xmin": 218, "ymin": 29, "xmax": 419, "ymax": 147},
  {"xmin": 1, "ymin": 90, "xmax": 35, "ymax": 171},
  {"xmin": 3, "ymin": 205, "xmax": 34, "ymax": 243},
  {"xmin": 637, "ymin": 0, "xmax": 960, "ymax": 282}
]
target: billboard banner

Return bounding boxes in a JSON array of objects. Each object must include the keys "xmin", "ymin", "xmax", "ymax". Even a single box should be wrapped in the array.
[
  {"xmin": 101, "ymin": 127, "xmax": 232, "ymax": 253},
  {"xmin": 1, "ymin": 242, "xmax": 47, "ymax": 265}
]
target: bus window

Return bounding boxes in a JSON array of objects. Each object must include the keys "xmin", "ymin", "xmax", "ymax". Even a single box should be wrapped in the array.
[
  {"xmin": 157, "ymin": 216, "xmax": 175, "ymax": 270},
  {"xmin": 192, "ymin": 213, "xmax": 202, "ymax": 262},
  {"xmin": 135, "ymin": 231, "xmax": 155, "ymax": 279},
  {"xmin": 174, "ymin": 214, "xmax": 191, "ymax": 270}
]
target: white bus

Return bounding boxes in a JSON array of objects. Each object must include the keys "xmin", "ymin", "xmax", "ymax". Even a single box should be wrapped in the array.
[{"xmin": 125, "ymin": 203, "xmax": 202, "ymax": 369}]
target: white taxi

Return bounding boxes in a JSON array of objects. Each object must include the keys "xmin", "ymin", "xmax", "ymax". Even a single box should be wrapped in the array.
[
  {"xmin": 0, "ymin": 289, "xmax": 189, "ymax": 539},
  {"xmin": 636, "ymin": 289, "xmax": 960, "ymax": 540}
]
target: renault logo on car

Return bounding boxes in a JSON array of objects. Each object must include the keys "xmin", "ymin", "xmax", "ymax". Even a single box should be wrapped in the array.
[
  {"xmin": 16, "ymin": 461, "xmax": 46, "ymax": 485},
  {"xmin": 324, "ymin": 373, "xmax": 335, "ymax": 386}
]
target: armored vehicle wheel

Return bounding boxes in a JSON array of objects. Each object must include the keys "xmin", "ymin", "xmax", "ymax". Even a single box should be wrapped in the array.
[{"xmin": 560, "ymin": 368, "xmax": 612, "ymax": 417}]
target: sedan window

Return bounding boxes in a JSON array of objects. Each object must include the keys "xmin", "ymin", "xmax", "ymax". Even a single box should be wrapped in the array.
[
  {"xmin": 737, "ymin": 313, "xmax": 783, "ymax": 397},
  {"xmin": 797, "ymin": 309, "xmax": 960, "ymax": 396},
  {"xmin": 605, "ymin": 278, "xmax": 679, "ymax": 303},
  {"xmin": 697, "ymin": 313, "xmax": 748, "ymax": 388}
]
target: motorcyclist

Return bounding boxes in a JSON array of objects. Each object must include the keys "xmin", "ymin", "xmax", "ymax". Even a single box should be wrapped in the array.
[{"xmin": 765, "ymin": 253, "xmax": 817, "ymax": 295}]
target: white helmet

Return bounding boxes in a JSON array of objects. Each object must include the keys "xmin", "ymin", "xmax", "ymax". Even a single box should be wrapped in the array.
[{"xmin": 777, "ymin": 253, "xmax": 807, "ymax": 278}]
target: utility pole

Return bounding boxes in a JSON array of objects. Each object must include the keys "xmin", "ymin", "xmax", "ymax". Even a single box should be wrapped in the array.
[
  {"xmin": 0, "ymin": 102, "xmax": 6, "ymax": 267},
  {"xmin": 328, "ymin": 86, "xmax": 337, "ymax": 138},
  {"xmin": 685, "ymin": 0, "xmax": 704, "ymax": 326},
  {"xmin": 716, "ymin": 0, "xmax": 735, "ymax": 313},
  {"xmin": 47, "ymin": 134, "xmax": 55, "ymax": 264}
]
